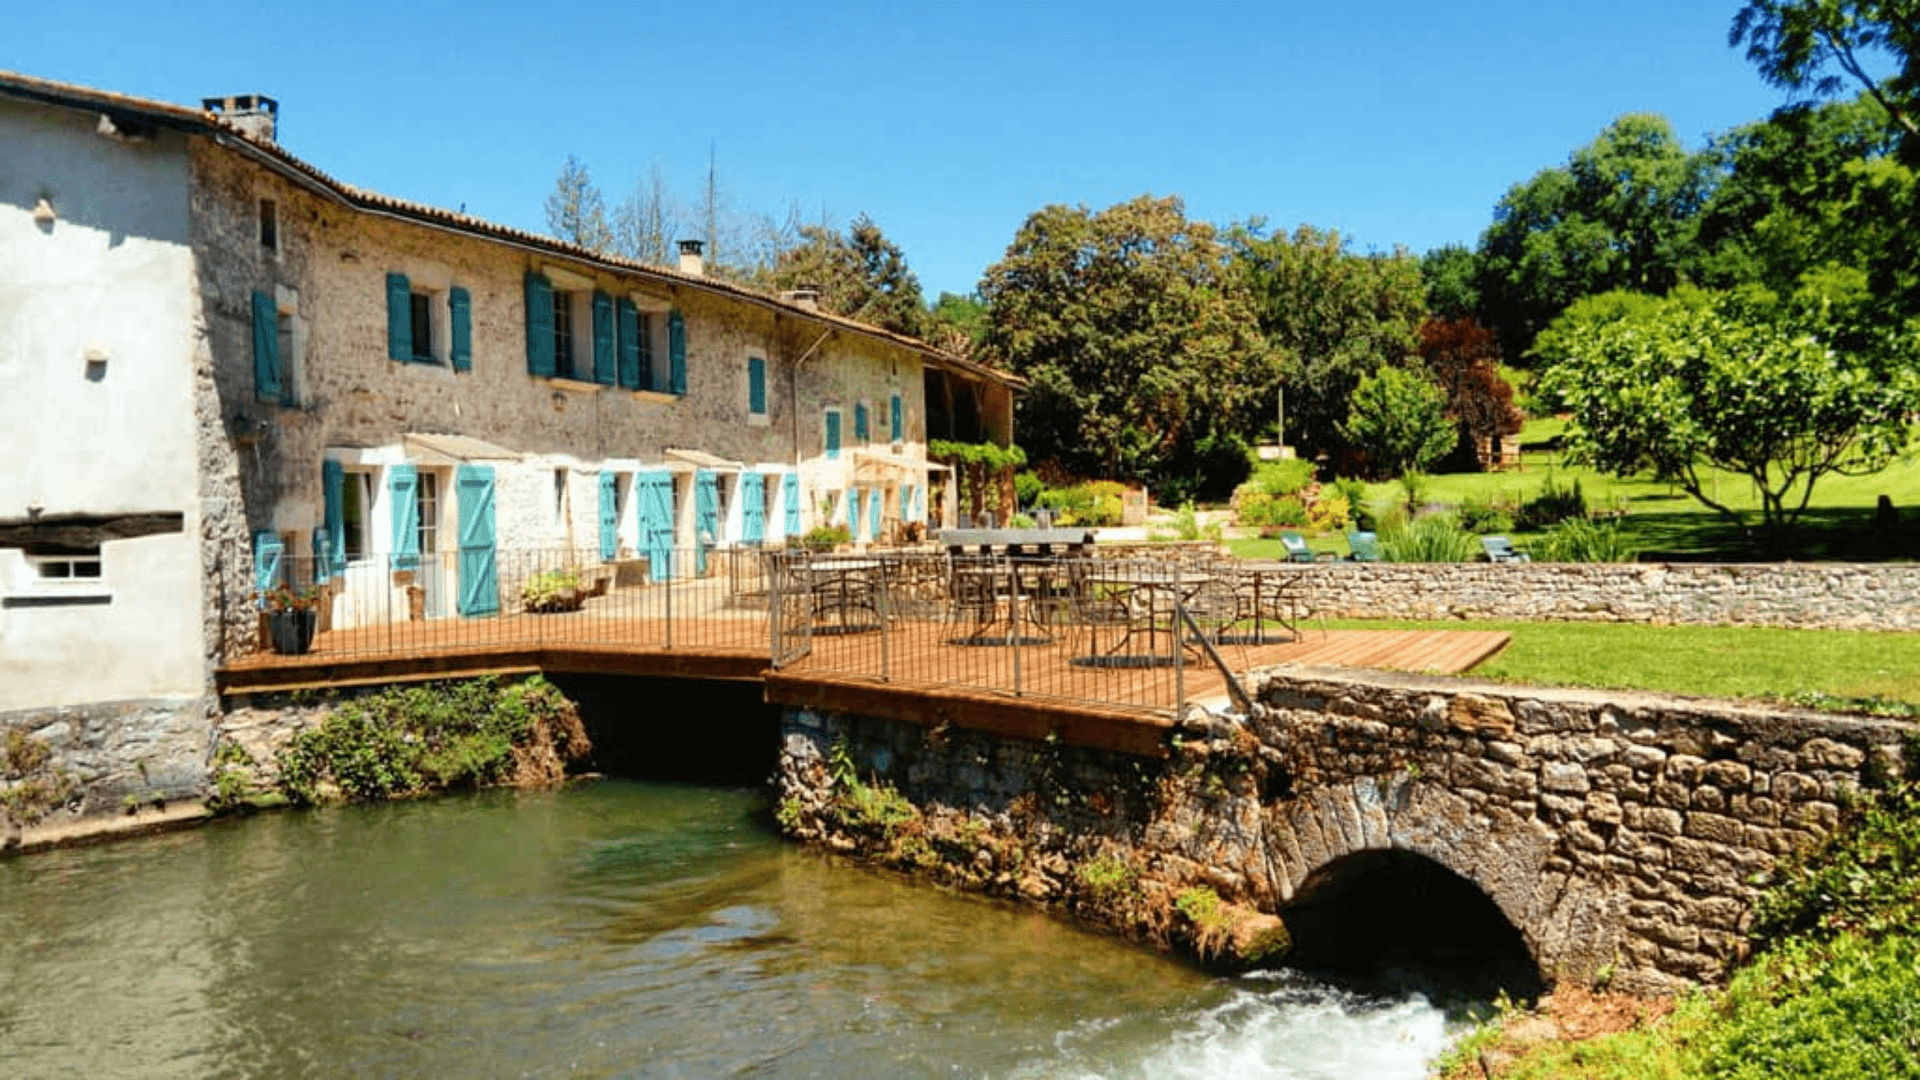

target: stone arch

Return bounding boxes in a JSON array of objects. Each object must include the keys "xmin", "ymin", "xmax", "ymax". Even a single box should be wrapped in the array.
[{"xmin": 1262, "ymin": 774, "xmax": 1625, "ymax": 987}]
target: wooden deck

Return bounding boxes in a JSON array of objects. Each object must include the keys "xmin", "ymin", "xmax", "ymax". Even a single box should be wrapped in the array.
[{"xmin": 219, "ymin": 612, "xmax": 1507, "ymax": 758}]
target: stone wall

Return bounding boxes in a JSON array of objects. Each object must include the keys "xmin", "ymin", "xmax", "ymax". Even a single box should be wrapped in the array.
[
  {"xmin": 775, "ymin": 670, "xmax": 1912, "ymax": 996},
  {"xmin": 1302, "ymin": 561, "xmax": 1920, "ymax": 630}
]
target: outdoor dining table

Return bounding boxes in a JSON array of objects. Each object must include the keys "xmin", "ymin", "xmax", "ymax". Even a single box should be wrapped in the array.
[
  {"xmin": 807, "ymin": 556, "xmax": 885, "ymax": 634},
  {"xmin": 1222, "ymin": 560, "xmax": 1313, "ymax": 644},
  {"xmin": 947, "ymin": 556, "xmax": 1060, "ymax": 645},
  {"xmin": 1072, "ymin": 565, "xmax": 1211, "ymax": 667}
]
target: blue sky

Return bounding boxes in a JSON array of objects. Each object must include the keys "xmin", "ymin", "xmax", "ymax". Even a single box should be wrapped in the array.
[{"xmin": 7, "ymin": 1, "xmax": 1798, "ymax": 299}]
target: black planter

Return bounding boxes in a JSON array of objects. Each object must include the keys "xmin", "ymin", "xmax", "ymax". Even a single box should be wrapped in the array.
[{"xmin": 269, "ymin": 609, "xmax": 317, "ymax": 655}]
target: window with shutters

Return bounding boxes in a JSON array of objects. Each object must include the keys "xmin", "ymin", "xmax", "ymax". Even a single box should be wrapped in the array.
[
  {"xmin": 253, "ymin": 288, "xmax": 303, "ymax": 406},
  {"xmin": 409, "ymin": 292, "xmax": 435, "ymax": 363},
  {"xmin": 340, "ymin": 469, "xmax": 371, "ymax": 561},
  {"xmin": 387, "ymin": 270, "xmax": 470, "ymax": 371}
]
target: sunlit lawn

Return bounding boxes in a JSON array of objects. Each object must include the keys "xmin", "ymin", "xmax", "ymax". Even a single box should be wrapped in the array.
[{"xmin": 1319, "ymin": 618, "xmax": 1920, "ymax": 708}]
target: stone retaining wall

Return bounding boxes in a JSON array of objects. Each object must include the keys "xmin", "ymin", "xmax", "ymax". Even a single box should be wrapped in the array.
[
  {"xmin": 1303, "ymin": 561, "xmax": 1920, "ymax": 630},
  {"xmin": 775, "ymin": 669, "xmax": 1912, "ymax": 996}
]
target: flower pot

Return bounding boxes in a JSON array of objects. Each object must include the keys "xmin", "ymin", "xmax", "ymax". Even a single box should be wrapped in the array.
[{"xmin": 269, "ymin": 609, "xmax": 317, "ymax": 655}]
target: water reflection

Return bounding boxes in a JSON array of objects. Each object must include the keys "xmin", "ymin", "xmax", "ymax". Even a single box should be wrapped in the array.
[{"xmin": 0, "ymin": 782, "xmax": 1457, "ymax": 1079}]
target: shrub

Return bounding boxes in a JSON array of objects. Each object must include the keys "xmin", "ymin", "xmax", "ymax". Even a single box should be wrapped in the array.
[
  {"xmin": 1456, "ymin": 492, "xmax": 1517, "ymax": 535},
  {"xmin": 521, "ymin": 568, "xmax": 582, "ymax": 612},
  {"xmin": 1515, "ymin": 475, "xmax": 1587, "ymax": 530},
  {"xmin": 1329, "ymin": 478, "xmax": 1372, "ymax": 530},
  {"xmin": 1534, "ymin": 517, "xmax": 1637, "ymax": 562},
  {"xmin": 1250, "ymin": 457, "xmax": 1315, "ymax": 498},
  {"xmin": 1380, "ymin": 513, "xmax": 1478, "ymax": 562},
  {"xmin": 1700, "ymin": 932, "xmax": 1920, "ymax": 1078},
  {"xmin": 1306, "ymin": 493, "xmax": 1350, "ymax": 533},
  {"xmin": 1037, "ymin": 481, "xmax": 1125, "ymax": 527},
  {"xmin": 1232, "ymin": 487, "xmax": 1309, "ymax": 528},
  {"xmin": 800, "ymin": 524, "xmax": 851, "ymax": 551},
  {"xmin": 1399, "ymin": 470, "xmax": 1432, "ymax": 515},
  {"xmin": 1152, "ymin": 502, "xmax": 1223, "ymax": 542},
  {"xmin": 1014, "ymin": 470, "xmax": 1045, "ymax": 508}
]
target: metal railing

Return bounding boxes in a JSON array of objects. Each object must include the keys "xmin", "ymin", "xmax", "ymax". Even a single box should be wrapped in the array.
[
  {"xmin": 235, "ymin": 542, "xmax": 1311, "ymax": 720},
  {"xmin": 236, "ymin": 546, "xmax": 769, "ymax": 664}
]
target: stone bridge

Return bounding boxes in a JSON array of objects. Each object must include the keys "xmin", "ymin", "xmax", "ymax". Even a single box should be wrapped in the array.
[{"xmin": 776, "ymin": 667, "xmax": 1912, "ymax": 996}]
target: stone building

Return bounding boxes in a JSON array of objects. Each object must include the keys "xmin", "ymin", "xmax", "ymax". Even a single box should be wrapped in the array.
[{"xmin": 0, "ymin": 70, "xmax": 1018, "ymax": 807}]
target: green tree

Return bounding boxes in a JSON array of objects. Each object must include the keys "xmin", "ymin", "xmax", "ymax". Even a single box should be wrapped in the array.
[
  {"xmin": 1229, "ymin": 223, "xmax": 1427, "ymax": 465},
  {"xmin": 1476, "ymin": 114, "xmax": 1715, "ymax": 361},
  {"xmin": 924, "ymin": 291, "xmax": 988, "ymax": 356},
  {"xmin": 1339, "ymin": 366, "xmax": 1456, "ymax": 479},
  {"xmin": 1731, "ymin": 1, "xmax": 1920, "ymax": 137},
  {"xmin": 980, "ymin": 195, "xmax": 1275, "ymax": 486},
  {"xmin": 1541, "ymin": 285, "xmax": 1918, "ymax": 542},
  {"xmin": 543, "ymin": 155, "xmax": 613, "ymax": 253},
  {"xmin": 1420, "ymin": 243, "xmax": 1482, "ymax": 320},
  {"xmin": 754, "ymin": 214, "xmax": 927, "ymax": 337}
]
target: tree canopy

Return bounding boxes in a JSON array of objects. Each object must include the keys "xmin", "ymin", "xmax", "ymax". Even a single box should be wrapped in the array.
[
  {"xmin": 1340, "ymin": 365, "xmax": 1456, "ymax": 480},
  {"xmin": 1730, "ymin": 1, "xmax": 1920, "ymax": 137},
  {"xmin": 1540, "ymin": 285, "xmax": 1918, "ymax": 541},
  {"xmin": 754, "ymin": 214, "xmax": 928, "ymax": 337},
  {"xmin": 980, "ymin": 195, "xmax": 1275, "ymax": 489},
  {"xmin": 1476, "ymin": 114, "xmax": 1715, "ymax": 361},
  {"xmin": 1419, "ymin": 317, "xmax": 1524, "ymax": 469},
  {"xmin": 1229, "ymin": 223, "xmax": 1427, "ymax": 465},
  {"xmin": 543, "ymin": 155, "xmax": 614, "ymax": 253}
]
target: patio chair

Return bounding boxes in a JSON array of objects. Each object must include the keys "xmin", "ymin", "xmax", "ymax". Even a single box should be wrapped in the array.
[
  {"xmin": 1346, "ymin": 531, "xmax": 1381, "ymax": 562},
  {"xmin": 1278, "ymin": 530, "xmax": 1316, "ymax": 563},
  {"xmin": 1481, "ymin": 536, "xmax": 1531, "ymax": 563}
]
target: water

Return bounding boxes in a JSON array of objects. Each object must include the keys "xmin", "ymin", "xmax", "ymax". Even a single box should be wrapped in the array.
[{"xmin": 0, "ymin": 782, "xmax": 1456, "ymax": 1078}]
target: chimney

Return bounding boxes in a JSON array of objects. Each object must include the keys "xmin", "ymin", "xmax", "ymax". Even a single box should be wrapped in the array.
[
  {"xmin": 783, "ymin": 286, "xmax": 821, "ymax": 311},
  {"xmin": 677, "ymin": 239, "xmax": 705, "ymax": 277},
  {"xmin": 202, "ymin": 94, "xmax": 278, "ymax": 142}
]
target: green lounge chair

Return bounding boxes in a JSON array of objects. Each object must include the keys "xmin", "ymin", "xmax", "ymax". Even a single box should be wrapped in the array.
[
  {"xmin": 1279, "ymin": 530, "xmax": 1316, "ymax": 563},
  {"xmin": 1346, "ymin": 531, "xmax": 1381, "ymax": 562}
]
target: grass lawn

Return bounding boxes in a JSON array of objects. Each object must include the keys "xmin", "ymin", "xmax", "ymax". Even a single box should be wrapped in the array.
[
  {"xmin": 1322, "ymin": 618, "xmax": 1920, "ymax": 709},
  {"xmin": 1263, "ymin": 426, "xmax": 1920, "ymax": 562}
]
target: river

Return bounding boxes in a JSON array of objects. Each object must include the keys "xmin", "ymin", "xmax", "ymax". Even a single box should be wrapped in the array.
[{"xmin": 0, "ymin": 782, "xmax": 1459, "ymax": 1078}]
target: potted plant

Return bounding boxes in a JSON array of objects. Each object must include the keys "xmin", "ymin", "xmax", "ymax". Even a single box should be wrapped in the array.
[
  {"xmin": 521, "ymin": 568, "xmax": 585, "ymax": 613},
  {"xmin": 800, "ymin": 524, "xmax": 852, "ymax": 553},
  {"xmin": 262, "ymin": 584, "xmax": 320, "ymax": 655}
]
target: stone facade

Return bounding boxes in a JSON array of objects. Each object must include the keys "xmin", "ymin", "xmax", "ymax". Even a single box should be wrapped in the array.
[
  {"xmin": 776, "ymin": 669, "xmax": 1910, "ymax": 995},
  {"xmin": 1302, "ymin": 561, "xmax": 1920, "ymax": 630}
]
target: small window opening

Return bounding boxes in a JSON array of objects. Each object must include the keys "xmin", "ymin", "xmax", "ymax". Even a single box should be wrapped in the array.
[
  {"xmin": 409, "ymin": 293, "xmax": 434, "ymax": 362},
  {"xmin": 27, "ymin": 544, "xmax": 103, "ymax": 581},
  {"xmin": 551, "ymin": 290, "xmax": 575, "ymax": 378},
  {"xmin": 259, "ymin": 198, "xmax": 278, "ymax": 250},
  {"xmin": 276, "ymin": 311, "xmax": 295, "ymax": 399},
  {"xmin": 553, "ymin": 469, "xmax": 568, "ymax": 525}
]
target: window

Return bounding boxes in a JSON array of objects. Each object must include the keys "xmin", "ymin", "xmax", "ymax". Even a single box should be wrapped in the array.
[
  {"xmin": 551, "ymin": 289, "xmax": 575, "ymax": 378},
  {"xmin": 252, "ymin": 289, "xmax": 299, "ymax": 405},
  {"xmin": 409, "ymin": 293, "xmax": 434, "ymax": 363},
  {"xmin": 853, "ymin": 401, "xmax": 869, "ymax": 443},
  {"xmin": 553, "ymin": 469, "xmax": 568, "ymax": 525},
  {"xmin": 259, "ymin": 199, "xmax": 277, "ymax": 250},
  {"xmin": 417, "ymin": 472, "xmax": 439, "ymax": 556},
  {"xmin": 26, "ymin": 545, "xmax": 102, "ymax": 582},
  {"xmin": 824, "ymin": 409, "xmax": 842, "ymax": 460},
  {"xmin": 340, "ymin": 469, "xmax": 370, "ymax": 561},
  {"xmin": 890, "ymin": 393, "xmax": 903, "ymax": 444}
]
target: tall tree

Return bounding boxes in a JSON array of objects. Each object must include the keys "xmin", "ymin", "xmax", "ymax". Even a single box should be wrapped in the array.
[
  {"xmin": 1421, "ymin": 243, "xmax": 1482, "ymax": 321},
  {"xmin": 612, "ymin": 162, "xmax": 684, "ymax": 266},
  {"xmin": 543, "ymin": 155, "xmax": 614, "ymax": 253},
  {"xmin": 924, "ymin": 291, "xmax": 988, "ymax": 357},
  {"xmin": 754, "ymin": 214, "xmax": 928, "ymax": 337},
  {"xmin": 1418, "ymin": 317, "xmax": 1525, "ymax": 470},
  {"xmin": 1339, "ymin": 366, "xmax": 1456, "ymax": 480},
  {"xmin": 1475, "ymin": 114, "xmax": 1715, "ymax": 360},
  {"xmin": 980, "ymin": 195, "xmax": 1275, "ymax": 485},
  {"xmin": 1541, "ymin": 285, "xmax": 1918, "ymax": 544},
  {"xmin": 1229, "ymin": 223, "xmax": 1427, "ymax": 466},
  {"xmin": 1730, "ymin": 1, "xmax": 1920, "ymax": 137}
]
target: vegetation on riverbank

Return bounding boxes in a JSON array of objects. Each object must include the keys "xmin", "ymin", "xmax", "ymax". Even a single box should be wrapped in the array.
[
  {"xmin": 1437, "ymin": 750, "xmax": 1920, "ymax": 1078},
  {"xmin": 218, "ymin": 676, "xmax": 591, "ymax": 809},
  {"xmin": 0, "ymin": 726, "xmax": 77, "ymax": 826}
]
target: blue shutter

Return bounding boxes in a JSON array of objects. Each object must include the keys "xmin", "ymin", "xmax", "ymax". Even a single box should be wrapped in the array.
[
  {"xmin": 900, "ymin": 484, "xmax": 912, "ymax": 522},
  {"xmin": 915, "ymin": 484, "xmax": 925, "ymax": 523},
  {"xmin": 741, "ymin": 472, "xmax": 765, "ymax": 543},
  {"xmin": 783, "ymin": 472, "xmax": 801, "ymax": 537},
  {"xmin": 616, "ymin": 298, "xmax": 641, "ymax": 389},
  {"xmin": 598, "ymin": 471, "xmax": 619, "ymax": 560},
  {"xmin": 825, "ymin": 411, "xmax": 841, "ymax": 459},
  {"xmin": 695, "ymin": 470, "xmax": 719, "ymax": 574},
  {"xmin": 591, "ymin": 290, "xmax": 616, "ymax": 385},
  {"xmin": 637, "ymin": 471, "xmax": 674, "ymax": 581},
  {"xmin": 748, "ymin": 356, "xmax": 766, "ymax": 415},
  {"xmin": 890, "ymin": 393, "xmax": 903, "ymax": 442},
  {"xmin": 252, "ymin": 289, "xmax": 282, "ymax": 402},
  {"xmin": 869, "ymin": 485, "xmax": 881, "ymax": 539},
  {"xmin": 322, "ymin": 459, "xmax": 346, "ymax": 577},
  {"xmin": 386, "ymin": 273, "xmax": 411, "ymax": 362},
  {"xmin": 667, "ymin": 309, "xmax": 687, "ymax": 394},
  {"xmin": 854, "ymin": 401, "xmax": 869, "ymax": 442},
  {"xmin": 456, "ymin": 464, "xmax": 499, "ymax": 617},
  {"xmin": 252, "ymin": 529, "xmax": 283, "ymax": 607},
  {"xmin": 389, "ymin": 464, "xmax": 420, "ymax": 569},
  {"xmin": 449, "ymin": 286, "xmax": 472, "ymax": 372},
  {"xmin": 524, "ymin": 272, "xmax": 555, "ymax": 377}
]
